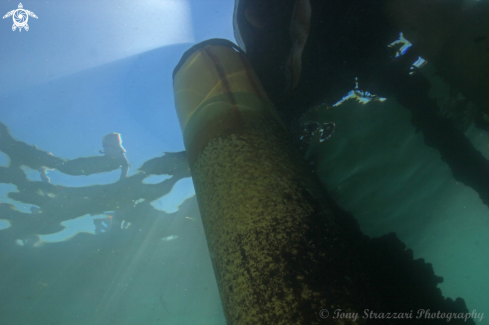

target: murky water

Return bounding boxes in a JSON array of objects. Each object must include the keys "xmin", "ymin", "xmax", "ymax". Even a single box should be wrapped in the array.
[{"xmin": 1, "ymin": 1, "xmax": 488, "ymax": 324}]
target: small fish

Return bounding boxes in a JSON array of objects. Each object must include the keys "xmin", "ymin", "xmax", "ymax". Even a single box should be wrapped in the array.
[
  {"xmin": 161, "ymin": 235, "xmax": 178, "ymax": 242},
  {"xmin": 185, "ymin": 217, "xmax": 196, "ymax": 221},
  {"xmin": 94, "ymin": 215, "xmax": 115, "ymax": 234}
]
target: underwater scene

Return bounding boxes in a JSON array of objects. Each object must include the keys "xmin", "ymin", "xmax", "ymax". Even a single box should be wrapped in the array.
[{"xmin": 0, "ymin": 0, "xmax": 488, "ymax": 324}]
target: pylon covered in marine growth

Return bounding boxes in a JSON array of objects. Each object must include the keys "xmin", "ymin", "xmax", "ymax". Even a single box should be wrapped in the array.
[{"xmin": 172, "ymin": 39, "xmax": 366, "ymax": 324}]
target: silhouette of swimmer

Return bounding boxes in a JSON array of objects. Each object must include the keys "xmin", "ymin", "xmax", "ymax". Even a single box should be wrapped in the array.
[{"xmin": 100, "ymin": 133, "xmax": 129, "ymax": 180}]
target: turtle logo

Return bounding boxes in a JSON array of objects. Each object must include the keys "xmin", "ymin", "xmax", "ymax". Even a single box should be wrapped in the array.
[{"xmin": 3, "ymin": 3, "xmax": 38, "ymax": 32}]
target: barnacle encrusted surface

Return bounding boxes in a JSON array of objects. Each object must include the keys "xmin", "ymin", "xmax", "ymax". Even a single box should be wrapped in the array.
[{"xmin": 189, "ymin": 106, "xmax": 361, "ymax": 324}]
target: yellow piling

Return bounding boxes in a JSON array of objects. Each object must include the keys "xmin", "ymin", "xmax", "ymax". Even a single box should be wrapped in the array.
[{"xmin": 173, "ymin": 39, "xmax": 363, "ymax": 324}]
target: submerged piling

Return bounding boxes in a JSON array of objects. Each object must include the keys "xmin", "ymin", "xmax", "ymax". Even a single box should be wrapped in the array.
[{"xmin": 172, "ymin": 39, "xmax": 364, "ymax": 324}]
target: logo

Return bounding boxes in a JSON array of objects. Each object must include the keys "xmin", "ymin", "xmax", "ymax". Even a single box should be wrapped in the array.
[{"xmin": 3, "ymin": 3, "xmax": 38, "ymax": 32}]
